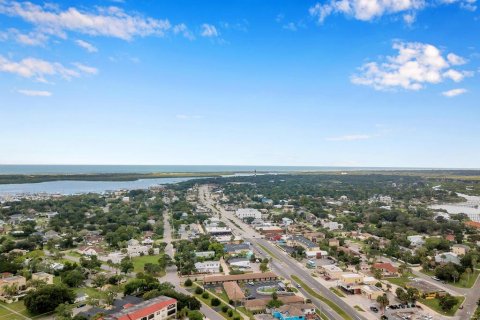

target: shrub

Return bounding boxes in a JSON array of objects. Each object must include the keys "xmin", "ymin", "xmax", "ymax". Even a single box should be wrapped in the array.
[
  {"xmin": 202, "ymin": 292, "xmax": 210, "ymax": 299},
  {"xmin": 184, "ymin": 279, "xmax": 193, "ymax": 287},
  {"xmin": 221, "ymin": 306, "xmax": 229, "ymax": 313},
  {"xmin": 211, "ymin": 298, "xmax": 221, "ymax": 307},
  {"xmin": 227, "ymin": 309, "xmax": 233, "ymax": 317},
  {"xmin": 233, "ymin": 317, "xmax": 241, "ymax": 320},
  {"xmin": 195, "ymin": 287, "xmax": 204, "ymax": 294}
]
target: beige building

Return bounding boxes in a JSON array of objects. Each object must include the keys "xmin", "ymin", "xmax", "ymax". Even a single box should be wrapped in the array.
[
  {"xmin": 340, "ymin": 273, "xmax": 363, "ymax": 285},
  {"xmin": 319, "ymin": 265, "xmax": 344, "ymax": 279},
  {"xmin": 452, "ymin": 244, "xmax": 470, "ymax": 256},
  {"xmin": 0, "ymin": 276, "xmax": 26, "ymax": 295},
  {"xmin": 361, "ymin": 285, "xmax": 383, "ymax": 300},
  {"xmin": 32, "ymin": 272, "xmax": 54, "ymax": 285}
]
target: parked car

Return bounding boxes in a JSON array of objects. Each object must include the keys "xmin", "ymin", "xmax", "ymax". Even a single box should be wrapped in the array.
[{"xmin": 370, "ymin": 306, "xmax": 379, "ymax": 313}]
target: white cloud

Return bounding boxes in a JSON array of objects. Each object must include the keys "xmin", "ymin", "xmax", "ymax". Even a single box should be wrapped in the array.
[
  {"xmin": 442, "ymin": 88, "xmax": 467, "ymax": 97},
  {"xmin": 0, "ymin": 28, "xmax": 48, "ymax": 46},
  {"xmin": 75, "ymin": 39, "xmax": 97, "ymax": 53},
  {"xmin": 309, "ymin": 0, "xmax": 476, "ymax": 23},
  {"xmin": 325, "ymin": 134, "xmax": 372, "ymax": 141},
  {"xmin": 0, "ymin": 1, "xmax": 172, "ymax": 40},
  {"xmin": 200, "ymin": 24, "xmax": 218, "ymax": 37},
  {"xmin": 173, "ymin": 23, "xmax": 195, "ymax": 40},
  {"xmin": 73, "ymin": 62, "xmax": 98, "ymax": 75},
  {"xmin": 0, "ymin": 55, "xmax": 97, "ymax": 82},
  {"xmin": 351, "ymin": 42, "xmax": 472, "ymax": 91},
  {"xmin": 309, "ymin": 0, "xmax": 425, "ymax": 22},
  {"xmin": 17, "ymin": 89, "xmax": 52, "ymax": 96}
]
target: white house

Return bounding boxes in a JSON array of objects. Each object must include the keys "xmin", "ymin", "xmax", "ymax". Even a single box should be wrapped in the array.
[
  {"xmin": 236, "ymin": 208, "xmax": 262, "ymax": 220},
  {"xmin": 408, "ymin": 235, "xmax": 426, "ymax": 247},
  {"xmin": 195, "ymin": 261, "xmax": 221, "ymax": 273},
  {"xmin": 322, "ymin": 221, "xmax": 343, "ymax": 231},
  {"xmin": 127, "ymin": 245, "xmax": 159, "ymax": 257},
  {"xmin": 228, "ymin": 258, "xmax": 251, "ymax": 269},
  {"xmin": 77, "ymin": 246, "xmax": 104, "ymax": 256}
]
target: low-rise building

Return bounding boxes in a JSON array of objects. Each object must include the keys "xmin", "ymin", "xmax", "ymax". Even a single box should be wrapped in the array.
[
  {"xmin": 272, "ymin": 304, "xmax": 316, "ymax": 320},
  {"xmin": 452, "ymin": 244, "xmax": 470, "ymax": 256},
  {"xmin": 319, "ymin": 265, "xmax": 343, "ymax": 279},
  {"xmin": 195, "ymin": 261, "xmax": 221, "ymax": 274},
  {"xmin": 31, "ymin": 272, "xmax": 54, "ymax": 285},
  {"xmin": 435, "ymin": 252, "xmax": 461, "ymax": 265},
  {"xmin": 372, "ymin": 263, "xmax": 399, "ymax": 277},
  {"xmin": 0, "ymin": 276, "xmax": 26, "ymax": 295},
  {"xmin": 236, "ymin": 208, "xmax": 262, "ymax": 220},
  {"xmin": 361, "ymin": 285, "xmax": 383, "ymax": 300},
  {"xmin": 406, "ymin": 280, "xmax": 446, "ymax": 299}
]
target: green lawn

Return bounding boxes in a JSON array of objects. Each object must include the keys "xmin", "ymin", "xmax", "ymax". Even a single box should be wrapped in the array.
[
  {"xmin": 385, "ymin": 276, "xmax": 412, "ymax": 287},
  {"xmin": 330, "ymin": 287, "xmax": 346, "ymax": 298},
  {"xmin": 131, "ymin": 254, "xmax": 162, "ymax": 272},
  {"xmin": 354, "ymin": 305, "xmax": 365, "ymax": 312},
  {"xmin": 291, "ymin": 275, "xmax": 352, "ymax": 320},
  {"xmin": 421, "ymin": 269, "xmax": 480, "ymax": 289},
  {"xmin": 419, "ymin": 296, "xmax": 465, "ymax": 317},
  {"xmin": 316, "ymin": 309, "xmax": 329, "ymax": 320},
  {"xmin": 191, "ymin": 285, "xmax": 243, "ymax": 320}
]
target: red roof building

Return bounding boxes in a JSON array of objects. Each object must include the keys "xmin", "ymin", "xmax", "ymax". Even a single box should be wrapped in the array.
[
  {"xmin": 372, "ymin": 263, "xmax": 399, "ymax": 277},
  {"xmin": 102, "ymin": 296, "xmax": 177, "ymax": 320}
]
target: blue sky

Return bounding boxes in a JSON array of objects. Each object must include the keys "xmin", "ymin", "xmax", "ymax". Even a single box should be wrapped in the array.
[{"xmin": 0, "ymin": 0, "xmax": 479, "ymax": 168}]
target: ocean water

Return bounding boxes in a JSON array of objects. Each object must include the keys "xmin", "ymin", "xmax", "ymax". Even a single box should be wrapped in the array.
[{"xmin": 0, "ymin": 164, "xmax": 423, "ymax": 175}]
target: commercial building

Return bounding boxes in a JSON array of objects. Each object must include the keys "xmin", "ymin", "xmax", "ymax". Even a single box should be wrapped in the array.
[
  {"xmin": 204, "ymin": 272, "xmax": 278, "ymax": 285},
  {"xmin": 236, "ymin": 208, "xmax": 262, "ymax": 220},
  {"xmin": 406, "ymin": 280, "xmax": 446, "ymax": 299},
  {"xmin": 100, "ymin": 296, "xmax": 177, "ymax": 320}
]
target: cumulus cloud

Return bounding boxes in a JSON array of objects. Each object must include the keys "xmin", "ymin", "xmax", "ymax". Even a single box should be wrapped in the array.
[
  {"xmin": 0, "ymin": 1, "xmax": 172, "ymax": 40},
  {"xmin": 17, "ymin": 89, "xmax": 52, "ymax": 96},
  {"xmin": 0, "ymin": 55, "xmax": 97, "ymax": 82},
  {"xmin": 75, "ymin": 39, "xmax": 97, "ymax": 53},
  {"xmin": 442, "ymin": 88, "xmax": 467, "ymax": 97},
  {"xmin": 309, "ymin": 0, "xmax": 476, "ymax": 23},
  {"xmin": 200, "ymin": 24, "xmax": 218, "ymax": 37},
  {"xmin": 325, "ymin": 134, "xmax": 372, "ymax": 141},
  {"xmin": 351, "ymin": 42, "xmax": 472, "ymax": 91},
  {"xmin": 309, "ymin": 0, "xmax": 425, "ymax": 22}
]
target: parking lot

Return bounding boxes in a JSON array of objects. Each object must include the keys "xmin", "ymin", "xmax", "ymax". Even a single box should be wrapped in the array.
[{"xmin": 205, "ymin": 280, "xmax": 290, "ymax": 300}]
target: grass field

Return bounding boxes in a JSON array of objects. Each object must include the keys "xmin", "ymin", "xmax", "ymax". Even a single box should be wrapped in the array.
[
  {"xmin": 330, "ymin": 287, "xmax": 346, "ymax": 297},
  {"xmin": 131, "ymin": 254, "xmax": 162, "ymax": 272},
  {"xmin": 421, "ymin": 269, "xmax": 480, "ymax": 289},
  {"xmin": 385, "ymin": 276, "xmax": 412, "ymax": 287},
  {"xmin": 191, "ymin": 285, "xmax": 243, "ymax": 320},
  {"xmin": 291, "ymin": 275, "xmax": 352, "ymax": 320},
  {"xmin": 419, "ymin": 296, "xmax": 465, "ymax": 317}
]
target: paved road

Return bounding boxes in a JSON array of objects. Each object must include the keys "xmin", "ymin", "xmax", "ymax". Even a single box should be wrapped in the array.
[
  {"xmin": 198, "ymin": 185, "xmax": 366, "ymax": 320},
  {"xmin": 162, "ymin": 209, "xmax": 224, "ymax": 320}
]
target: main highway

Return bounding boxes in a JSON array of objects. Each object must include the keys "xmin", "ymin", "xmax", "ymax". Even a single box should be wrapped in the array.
[{"xmin": 198, "ymin": 185, "xmax": 366, "ymax": 320}]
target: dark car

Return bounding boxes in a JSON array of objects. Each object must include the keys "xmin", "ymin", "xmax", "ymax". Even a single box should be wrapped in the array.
[{"xmin": 370, "ymin": 306, "xmax": 379, "ymax": 313}]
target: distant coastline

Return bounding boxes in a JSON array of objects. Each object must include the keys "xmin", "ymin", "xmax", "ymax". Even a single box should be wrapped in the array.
[{"xmin": 0, "ymin": 165, "xmax": 479, "ymax": 185}]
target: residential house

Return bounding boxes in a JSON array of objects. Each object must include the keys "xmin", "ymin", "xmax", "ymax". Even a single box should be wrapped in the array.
[
  {"xmin": 195, "ymin": 261, "xmax": 221, "ymax": 274},
  {"xmin": 77, "ymin": 246, "xmax": 104, "ymax": 256},
  {"xmin": 372, "ymin": 263, "xmax": 399, "ymax": 278},
  {"xmin": 0, "ymin": 276, "xmax": 26, "ymax": 295},
  {"xmin": 452, "ymin": 244, "xmax": 470, "ymax": 256},
  {"xmin": 31, "ymin": 272, "xmax": 54, "ymax": 285},
  {"xmin": 435, "ymin": 252, "xmax": 461, "ymax": 265}
]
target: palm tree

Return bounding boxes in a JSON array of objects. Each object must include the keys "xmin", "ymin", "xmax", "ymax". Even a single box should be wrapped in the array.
[{"xmin": 376, "ymin": 294, "xmax": 390, "ymax": 314}]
